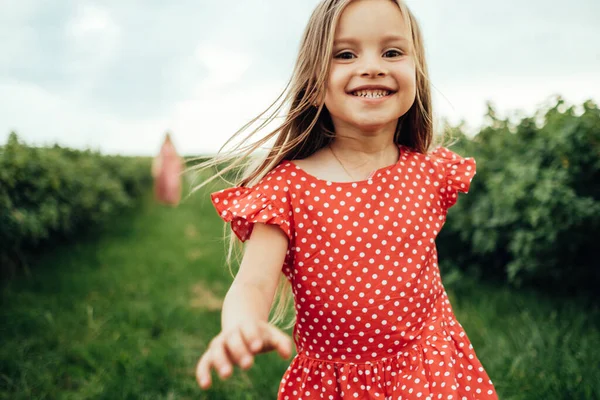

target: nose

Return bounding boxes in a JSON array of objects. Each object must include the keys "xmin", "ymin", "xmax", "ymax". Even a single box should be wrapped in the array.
[{"xmin": 358, "ymin": 54, "xmax": 387, "ymax": 77}]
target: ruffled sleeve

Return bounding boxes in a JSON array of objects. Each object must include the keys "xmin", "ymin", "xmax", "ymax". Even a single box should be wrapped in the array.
[
  {"xmin": 430, "ymin": 146, "xmax": 477, "ymax": 209},
  {"xmin": 210, "ymin": 178, "xmax": 293, "ymax": 242}
]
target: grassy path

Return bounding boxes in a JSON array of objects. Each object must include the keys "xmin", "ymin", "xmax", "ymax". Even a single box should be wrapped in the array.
[
  {"xmin": 1, "ymin": 186, "xmax": 598, "ymax": 399},
  {"xmin": 0, "ymin": 187, "xmax": 291, "ymax": 399}
]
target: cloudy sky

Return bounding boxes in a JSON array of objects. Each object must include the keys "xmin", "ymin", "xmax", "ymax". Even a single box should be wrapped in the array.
[{"xmin": 1, "ymin": 0, "xmax": 598, "ymax": 156}]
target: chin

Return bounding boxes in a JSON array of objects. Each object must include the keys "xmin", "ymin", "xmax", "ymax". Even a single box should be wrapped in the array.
[{"xmin": 350, "ymin": 117, "xmax": 400, "ymax": 132}]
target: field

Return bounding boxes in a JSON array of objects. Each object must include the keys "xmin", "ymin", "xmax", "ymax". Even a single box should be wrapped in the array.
[{"xmin": 1, "ymin": 185, "xmax": 598, "ymax": 399}]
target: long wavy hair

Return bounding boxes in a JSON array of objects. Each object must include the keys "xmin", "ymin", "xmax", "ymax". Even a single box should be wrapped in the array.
[{"xmin": 185, "ymin": 0, "xmax": 445, "ymax": 330}]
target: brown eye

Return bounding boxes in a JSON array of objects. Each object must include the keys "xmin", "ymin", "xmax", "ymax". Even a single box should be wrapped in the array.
[
  {"xmin": 383, "ymin": 50, "xmax": 403, "ymax": 58},
  {"xmin": 334, "ymin": 52, "xmax": 355, "ymax": 60}
]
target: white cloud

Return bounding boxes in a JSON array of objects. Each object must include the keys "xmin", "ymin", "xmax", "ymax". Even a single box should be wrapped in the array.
[
  {"xmin": 0, "ymin": 0, "xmax": 39, "ymax": 73},
  {"xmin": 0, "ymin": 79, "xmax": 170, "ymax": 155},
  {"xmin": 0, "ymin": 75, "xmax": 287, "ymax": 156},
  {"xmin": 65, "ymin": 3, "xmax": 120, "ymax": 93},
  {"xmin": 169, "ymin": 81, "xmax": 288, "ymax": 155},
  {"xmin": 193, "ymin": 43, "xmax": 253, "ymax": 89},
  {"xmin": 68, "ymin": 4, "xmax": 117, "ymax": 35}
]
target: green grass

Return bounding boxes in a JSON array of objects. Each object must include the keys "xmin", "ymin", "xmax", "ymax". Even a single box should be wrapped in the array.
[
  {"xmin": 1, "ymin": 184, "xmax": 599, "ymax": 399},
  {"xmin": 444, "ymin": 274, "xmax": 600, "ymax": 399}
]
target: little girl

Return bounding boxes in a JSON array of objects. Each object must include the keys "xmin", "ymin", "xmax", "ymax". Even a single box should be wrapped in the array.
[{"xmin": 194, "ymin": 0, "xmax": 499, "ymax": 398}]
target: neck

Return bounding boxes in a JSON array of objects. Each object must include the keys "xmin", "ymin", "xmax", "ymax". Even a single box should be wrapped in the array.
[
  {"xmin": 325, "ymin": 118, "xmax": 400, "ymax": 178},
  {"xmin": 329, "ymin": 138, "xmax": 398, "ymax": 167},
  {"xmin": 328, "ymin": 116, "xmax": 399, "ymax": 157},
  {"xmin": 328, "ymin": 141, "xmax": 399, "ymax": 182}
]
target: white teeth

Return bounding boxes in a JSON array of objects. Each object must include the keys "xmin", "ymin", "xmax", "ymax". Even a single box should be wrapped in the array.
[{"xmin": 351, "ymin": 90, "xmax": 391, "ymax": 98}]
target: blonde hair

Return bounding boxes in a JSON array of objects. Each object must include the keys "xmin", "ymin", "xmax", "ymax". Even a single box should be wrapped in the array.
[{"xmin": 186, "ymin": 0, "xmax": 442, "ymax": 330}]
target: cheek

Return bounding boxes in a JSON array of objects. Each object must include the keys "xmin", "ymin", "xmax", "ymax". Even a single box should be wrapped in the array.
[
  {"xmin": 395, "ymin": 67, "xmax": 417, "ymax": 100},
  {"xmin": 398, "ymin": 64, "xmax": 417, "ymax": 86},
  {"xmin": 325, "ymin": 70, "xmax": 347, "ymax": 106},
  {"xmin": 326, "ymin": 67, "xmax": 348, "ymax": 94}
]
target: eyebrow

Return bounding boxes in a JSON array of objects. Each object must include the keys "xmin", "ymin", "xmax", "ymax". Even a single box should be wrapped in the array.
[{"xmin": 333, "ymin": 34, "xmax": 409, "ymax": 47}]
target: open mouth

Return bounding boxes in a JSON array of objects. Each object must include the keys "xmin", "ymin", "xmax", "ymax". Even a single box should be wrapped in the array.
[{"xmin": 349, "ymin": 89, "xmax": 395, "ymax": 99}]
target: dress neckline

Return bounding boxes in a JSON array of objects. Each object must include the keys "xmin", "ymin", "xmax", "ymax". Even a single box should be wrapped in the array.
[{"xmin": 287, "ymin": 144, "xmax": 405, "ymax": 186}]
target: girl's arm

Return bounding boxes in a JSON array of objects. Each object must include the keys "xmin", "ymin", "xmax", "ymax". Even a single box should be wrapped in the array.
[
  {"xmin": 196, "ymin": 222, "xmax": 293, "ymax": 389},
  {"xmin": 221, "ymin": 222, "xmax": 289, "ymax": 330}
]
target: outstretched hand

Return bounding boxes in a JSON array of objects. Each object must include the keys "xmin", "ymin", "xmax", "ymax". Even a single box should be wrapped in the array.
[{"xmin": 196, "ymin": 320, "xmax": 293, "ymax": 390}]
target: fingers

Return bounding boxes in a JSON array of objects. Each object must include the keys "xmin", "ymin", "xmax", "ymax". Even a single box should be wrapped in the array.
[
  {"xmin": 196, "ymin": 335, "xmax": 234, "ymax": 390},
  {"xmin": 195, "ymin": 324, "xmax": 294, "ymax": 391},
  {"xmin": 224, "ymin": 329, "xmax": 254, "ymax": 370},
  {"xmin": 196, "ymin": 327, "xmax": 259, "ymax": 391},
  {"xmin": 210, "ymin": 337, "xmax": 234, "ymax": 380},
  {"xmin": 240, "ymin": 321, "xmax": 263, "ymax": 353},
  {"xmin": 196, "ymin": 349, "xmax": 212, "ymax": 389},
  {"xmin": 266, "ymin": 325, "xmax": 293, "ymax": 359}
]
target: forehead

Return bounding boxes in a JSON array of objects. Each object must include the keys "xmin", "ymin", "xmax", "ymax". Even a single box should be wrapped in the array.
[{"xmin": 334, "ymin": 0, "xmax": 409, "ymax": 43}]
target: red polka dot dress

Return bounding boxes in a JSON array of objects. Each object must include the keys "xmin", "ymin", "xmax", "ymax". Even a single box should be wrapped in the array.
[{"xmin": 211, "ymin": 145, "xmax": 499, "ymax": 400}]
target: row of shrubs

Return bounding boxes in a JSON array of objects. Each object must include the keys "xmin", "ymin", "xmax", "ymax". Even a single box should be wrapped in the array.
[
  {"xmin": 0, "ymin": 132, "xmax": 153, "ymax": 278},
  {"xmin": 438, "ymin": 97, "xmax": 599, "ymax": 295},
  {"xmin": 2, "ymin": 96, "xmax": 598, "ymax": 295}
]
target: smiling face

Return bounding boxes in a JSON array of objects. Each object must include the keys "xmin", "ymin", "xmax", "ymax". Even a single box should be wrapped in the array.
[{"xmin": 324, "ymin": 0, "xmax": 417, "ymax": 135}]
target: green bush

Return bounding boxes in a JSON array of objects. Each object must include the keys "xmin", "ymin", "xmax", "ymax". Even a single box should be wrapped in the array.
[
  {"xmin": 0, "ymin": 132, "xmax": 152, "ymax": 277},
  {"xmin": 438, "ymin": 97, "xmax": 600, "ymax": 294}
]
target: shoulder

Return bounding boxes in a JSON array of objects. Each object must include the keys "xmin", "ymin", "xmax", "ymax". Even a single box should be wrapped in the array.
[
  {"xmin": 426, "ymin": 145, "xmax": 474, "ymax": 162},
  {"xmin": 406, "ymin": 146, "xmax": 474, "ymax": 171},
  {"xmin": 248, "ymin": 161, "xmax": 299, "ymax": 200},
  {"xmin": 426, "ymin": 146, "xmax": 477, "ymax": 201}
]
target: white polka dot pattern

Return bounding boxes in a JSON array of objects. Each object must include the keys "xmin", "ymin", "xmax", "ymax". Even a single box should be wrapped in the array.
[{"xmin": 211, "ymin": 145, "xmax": 497, "ymax": 399}]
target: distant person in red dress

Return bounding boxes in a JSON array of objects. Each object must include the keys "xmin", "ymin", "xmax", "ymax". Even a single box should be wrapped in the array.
[{"xmin": 152, "ymin": 132, "xmax": 183, "ymax": 206}]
